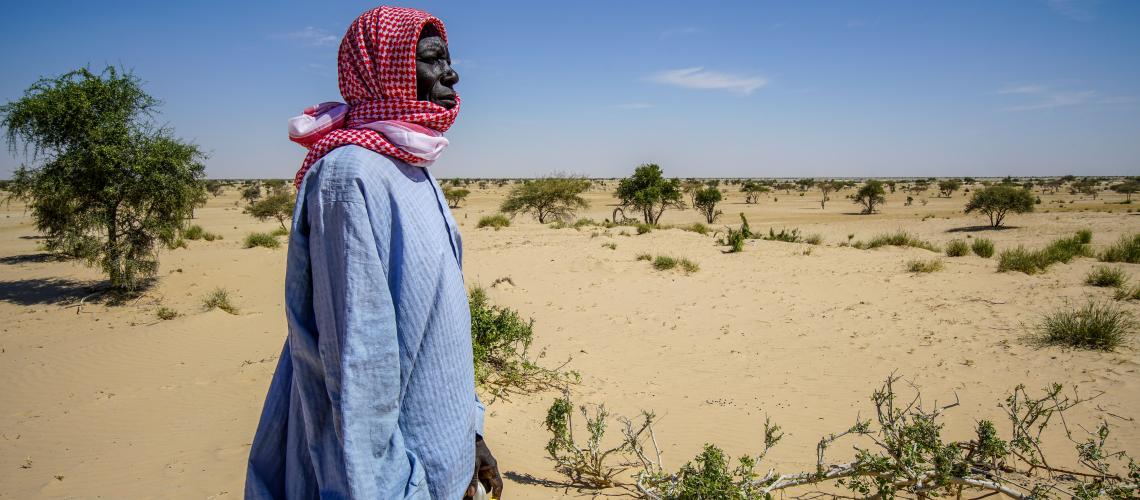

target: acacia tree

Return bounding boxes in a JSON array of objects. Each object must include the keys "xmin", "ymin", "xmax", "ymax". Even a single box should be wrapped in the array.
[
  {"xmin": 246, "ymin": 192, "xmax": 296, "ymax": 230},
  {"xmin": 850, "ymin": 180, "xmax": 886, "ymax": 214},
  {"xmin": 443, "ymin": 186, "xmax": 470, "ymax": 208},
  {"xmin": 1111, "ymin": 179, "xmax": 1139, "ymax": 202},
  {"xmin": 818, "ymin": 181, "xmax": 836, "ymax": 209},
  {"xmin": 938, "ymin": 179, "xmax": 962, "ymax": 197},
  {"xmin": 615, "ymin": 164, "xmax": 684, "ymax": 225},
  {"xmin": 681, "ymin": 179, "xmax": 704, "ymax": 207},
  {"xmin": 740, "ymin": 181, "xmax": 767, "ymax": 204},
  {"xmin": 2, "ymin": 67, "xmax": 206, "ymax": 291},
  {"xmin": 500, "ymin": 175, "xmax": 590, "ymax": 223},
  {"xmin": 964, "ymin": 185, "xmax": 1035, "ymax": 227},
  {"xmin": 693, "ymin": 187, "xmax": 723, "ymax": 224}
]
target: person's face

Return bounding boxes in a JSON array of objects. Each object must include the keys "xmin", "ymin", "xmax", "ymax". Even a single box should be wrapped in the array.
[{"xmin": 415, "ymin": 26, "xmax": 459, "ymax": 109}]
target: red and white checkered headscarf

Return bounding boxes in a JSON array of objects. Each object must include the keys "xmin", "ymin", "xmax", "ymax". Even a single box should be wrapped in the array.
[{"xmin": 291, "ymin": 6, "xmax": 460, "ymax": 188}]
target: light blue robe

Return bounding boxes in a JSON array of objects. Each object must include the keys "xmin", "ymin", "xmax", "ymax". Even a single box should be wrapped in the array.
[{"xmin": 246, "ymin": 145, "xmax": 482, "ymax": 499}]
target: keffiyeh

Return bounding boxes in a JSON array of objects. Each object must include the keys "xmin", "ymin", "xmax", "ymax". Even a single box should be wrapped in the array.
[{"xmin": 291, "ymin": 6, "xmax": 460, "ymax": 188}]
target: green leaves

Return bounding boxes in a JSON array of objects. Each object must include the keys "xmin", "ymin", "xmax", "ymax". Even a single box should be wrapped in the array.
[{"xmin": 2, "ymin": 67, "xmax": 206, "ymax": 292}]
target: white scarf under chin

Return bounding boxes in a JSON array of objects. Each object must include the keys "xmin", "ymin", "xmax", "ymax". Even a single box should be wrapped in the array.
[{"xmin": 287, "ymin": 102, "xmax": 450, "ymax": 166}]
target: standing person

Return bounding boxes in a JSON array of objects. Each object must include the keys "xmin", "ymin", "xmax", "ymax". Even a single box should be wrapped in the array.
[{"xmin": 245, "ymin": 6, "xmax": 503, "ymax": 499}]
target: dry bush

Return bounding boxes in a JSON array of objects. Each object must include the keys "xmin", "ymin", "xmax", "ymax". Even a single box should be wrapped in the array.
[
  {"xmin": 906, "ymin": 258, "xmax": 945, "ymax": 273},
  {"xmin": 1086, "ymin": 267, "xmax": 1128, "ymax": 288},
  {"xmin": 1099, "ymin": 234, "xmax": 1140, "ymax": 263},
  {"xmin": 1037, "ymin": 300, "xmax": 1135, "ymax": 351},
  {"xmin": 201, "ymin": 287, "xmax": 238, "ymax": 314},
  {"xmin": 243, "ymin": 232, "xmax": 280, "ymax": 249},
  {"xmin": 476, "ymin": 213, "xmax": 511, "ymax": 230},
  {"xmin": 972, "ymin": 237, "xmax": 995, "ymax": 258},
  {"xmin": 945, "ymin": 239, "xmax": 971, "ymax": 257}
]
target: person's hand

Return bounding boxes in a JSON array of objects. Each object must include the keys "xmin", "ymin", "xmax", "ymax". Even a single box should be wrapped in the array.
[{"xmin": 464, "ymin": 436, "xmax": 503, "ymax": 499}]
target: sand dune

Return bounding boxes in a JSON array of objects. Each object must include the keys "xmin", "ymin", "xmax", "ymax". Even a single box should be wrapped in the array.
[{"xmin": 1, "ymin": 184, "xmax": 1137, "ymax": 498}]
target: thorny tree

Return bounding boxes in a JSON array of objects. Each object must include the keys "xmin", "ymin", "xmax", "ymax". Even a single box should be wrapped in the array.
[{"xmin": 2, "ymin": 67, "xmax": 206, "ymax": 291}]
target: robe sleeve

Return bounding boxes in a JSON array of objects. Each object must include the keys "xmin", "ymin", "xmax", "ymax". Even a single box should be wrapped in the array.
[{"xmin": 309, "ymin": 194, "xmax": 428, "ymax": 499}]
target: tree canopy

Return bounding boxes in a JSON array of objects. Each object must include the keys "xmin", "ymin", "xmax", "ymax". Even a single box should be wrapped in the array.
[
  {"xmin": 693, "ymin": 186, "xmax": 723, "ymax": 224},
  {"xmin": 851, "ymin": 180, "xmax": 886, "ymax": 214},
  {"xmin": 964, "ymin": 185, "xmax": 1035, "ymax": 227},
  {"xmin": 615, "ymin": 164, "xmax": 684, "ymax": 225},
  {"xmin": 500, "ymin": 176, "xmax": 590, "ymax": 223},
  {"xmin": 2, "ymin": 67, "xmax": 206, "ymax": 291}
]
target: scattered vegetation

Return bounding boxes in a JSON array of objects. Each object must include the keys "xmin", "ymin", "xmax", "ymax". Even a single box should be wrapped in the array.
[
  {"xmin": 945, "ymin": 239, "xmax": 970, "ymax": 257},
  {"xmin": 906, "ymin": 258, "xmax": 945, "ymax": 273},
  {"xmin": 243, "ymin": 232, "xmax": 281, "ymax": 249},
  {"xmin": 763, "ymin": 227, "xmax": 801, "ymax": 243},
  {"xmin": 693, "ymin": 186, "xmax": 723, "ymax": 224},
  {"xmin": 1086, "ymin": 266, "xmax": 1128, "ymax": 288},
  {"xmin": 803, "ymin": 233, "xmax": 823, "ymax": 245},
  {"xmin": 647, "ymin": 255, "xmax": 699, "ymax": 274},
  {"xmin": 442, "ymin": 186, "xmax": 470, "ymax": 208},
  {"xmin": 971, "ymin": 237, "xmax": 995, "ymax": 258},
  {"xmin": 470, "ymin": 286, "xmax": 577, "ymax": 401},
  {"xmin": 850, "ymin": 180, "xmax": 886, "ymax": 214},
  {"xmin": 1099, "ymin": 233, "xmax": 1140, "ymax": 263},
  {"xmin": 156, "ymin": 306, "xmax": 179, "ymax": 320},
  {"xmin": 853, "ymin": 231, "xmax": 938, "ymax": 252},
  {"xmin": 548, "ymin": 375, "xmax": 1139, "ymax": 498},
  {"xmin": 636, "ymin": 253, "xmax": 652, "ymax": 261},
  {"xmin": 1036, "ymin": 300, "xmax": 1135, "ymax": 351},
  {"xmin": 1, "ymin": 67, "xmax": 207, "ymax": 291},
  {"xmin": 476, "ymin": 213, "xmax": 511, "ymax": 230},
  {"xmin": 201, "ymin": 287, "xmax": 238, "ymax": 314},
  {"xmin": 601, "ymin": 242, "xmax": 617, "ymax": 250},
  {"xmin": 500, "ymin": 176, "xmax": 590, "ymax": 223},
  {"xmin": 245, "ymin": 192, "xmax": 296, "ymax": 230},
  {"xmin": 616, "ymin": 164, "xmax": 685, "ymax": 225},
  {"xmin": 997, "ymin": 231, "xmax": 1093, "ymax": 274},
  {"xmin": 183, "ymin": 224, "xmax": 221, "ymax": 241},
  {"xmin": 964, "ymin": 185, "xmax": 1035, "ymax": 228}
]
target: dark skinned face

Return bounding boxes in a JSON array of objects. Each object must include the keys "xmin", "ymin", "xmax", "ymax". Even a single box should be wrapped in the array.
[{"xmin": 415, "ymin": 25, "xmax": 459, "ymax": 109}]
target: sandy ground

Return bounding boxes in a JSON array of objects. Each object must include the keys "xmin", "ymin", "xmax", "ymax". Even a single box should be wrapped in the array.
[{"xmin": 1, "ymin": 182, "xmax": 1138, "ymax": 499}]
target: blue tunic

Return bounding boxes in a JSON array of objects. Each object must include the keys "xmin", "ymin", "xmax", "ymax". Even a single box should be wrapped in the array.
[{"xmin": 246, "ymin": 145, "xmax": 483, "ymax": 499}]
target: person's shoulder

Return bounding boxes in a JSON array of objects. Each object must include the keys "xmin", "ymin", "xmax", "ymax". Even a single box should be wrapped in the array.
[{"xmin": 308, "ymin": 145, "xmax": 399, "ymax": 203}]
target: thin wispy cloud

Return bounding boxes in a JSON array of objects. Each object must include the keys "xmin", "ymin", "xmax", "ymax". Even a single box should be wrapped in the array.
[
  {"xmin": 998, "ymin": 83, "xmax": 1133, "ymax": 111},
  {"xmin": 272, "ymin": 27, "xmax": 339, "ymax": 47},
  {"xmin": 1047, "ymin": 0, "xmax": 1099, "ymax": 21},
  {"xmin": 648, "ymin": 67, "xmax": 768, "ymax": 95}
]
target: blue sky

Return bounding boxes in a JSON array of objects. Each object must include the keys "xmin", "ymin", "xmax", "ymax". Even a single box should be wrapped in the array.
[{"xmin": 2, "ymin": 0, "xmax": 1138, "ymax": 179}]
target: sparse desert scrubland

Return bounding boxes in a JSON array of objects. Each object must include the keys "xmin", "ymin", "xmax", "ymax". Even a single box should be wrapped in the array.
[{"xmin": 1, "ymin": 175, "xmax": 1140, "ymax": 497}]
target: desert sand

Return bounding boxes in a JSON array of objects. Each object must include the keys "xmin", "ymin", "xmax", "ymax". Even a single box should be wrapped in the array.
[{"xmin": 1, "ymin": 182, "xmax": 1138, "ymax": 498}]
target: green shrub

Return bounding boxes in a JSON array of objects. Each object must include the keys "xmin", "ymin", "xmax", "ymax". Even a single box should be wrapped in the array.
[
  {"xmin": 679, "ymin": 258, "xmax": 700, "ymax": 274},
  {"xmin": 1037, "ymin": 301, "xmax": 1135, "ymax": 351},
  {"xmin": 1075, "ymin": 228, "xmax": 1093, "ymax": 244},
  {"xmin": 945, "ymin": 239, "xmax": 970, "ymax": 257},
  {"xmin": 998, "ymin": 246, "xmax": 1042, "ymax": 274},
  {"xmin": 202, "ymin": 287, "xmax": 238, "ymax": 314},
  {"xmin": 471, "ymin": 286, "xmax": 576, "ymax": 400},
  {"xmin": 1086, "ymin": 267, "xmax": 1128, "ymax": 288},
  {"xmin": 636, "ymin": 223, "xmax": 653, "ymax": 235},
  {"xmin": 269, "ymin": 226, "xmax": 289, "ymax": 237},
  {"xmin": 244, "ymin": 232, "xmax": 280, "ymax": 249},
  {"xmin": 601, "ymin": 242, "xmax": 617, "ymax": 250},
  {"xmin": 573, "ymin": 218, "xmax": 599, "ymax": 229},
  {"xmin": 184, "ymin": 224, "xmax": 207, "ymax": 240},
  {"xmin": 156, "ymin": 306, "xmax": 179, "ymax": 320},
  {"xmin": 636, "ymin": 253, "xmax": 652, "ymax": 261},
  {"xmin": 726, "ymin": 230, "xmax": 745, "ymax": 253},
  {"xmin": 681, "ymin": 222, "xmax": 709, "ymax": 235},
  {"xmin": 971, "ymin": 238, "xmax": 995, "ymax": 258},
  {"xmin": 860, "ymin": 231, "xmax": 939, "ymax": 252},
  {"xmin": 997, "ymin": 232, "xmax": 1092, "ymax": 274},
  {"xmin": 764, "ymin": 227, "xmax": 801, "ymax": 243},
  {"xmin": 1114, "ymin": 285, "xmax": 1140, "ymax": 301},
  {"xmin": 476, "ymin": 213, "xmax": 511, "ymax": 230},
  {"xmin": 652, "ymin": 255, "xmax": 677, "ymax": 270},
  {"xmin": 906, "ymin": 258, "xmax": 944, "ymax": 273},
  {"xmin": 804, "ymin": 233, "xmax": 823, "ymax": 245},
  {"xmin": 1099, "ymin": 234, "xmax": 1140, "ymax": 263}
]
